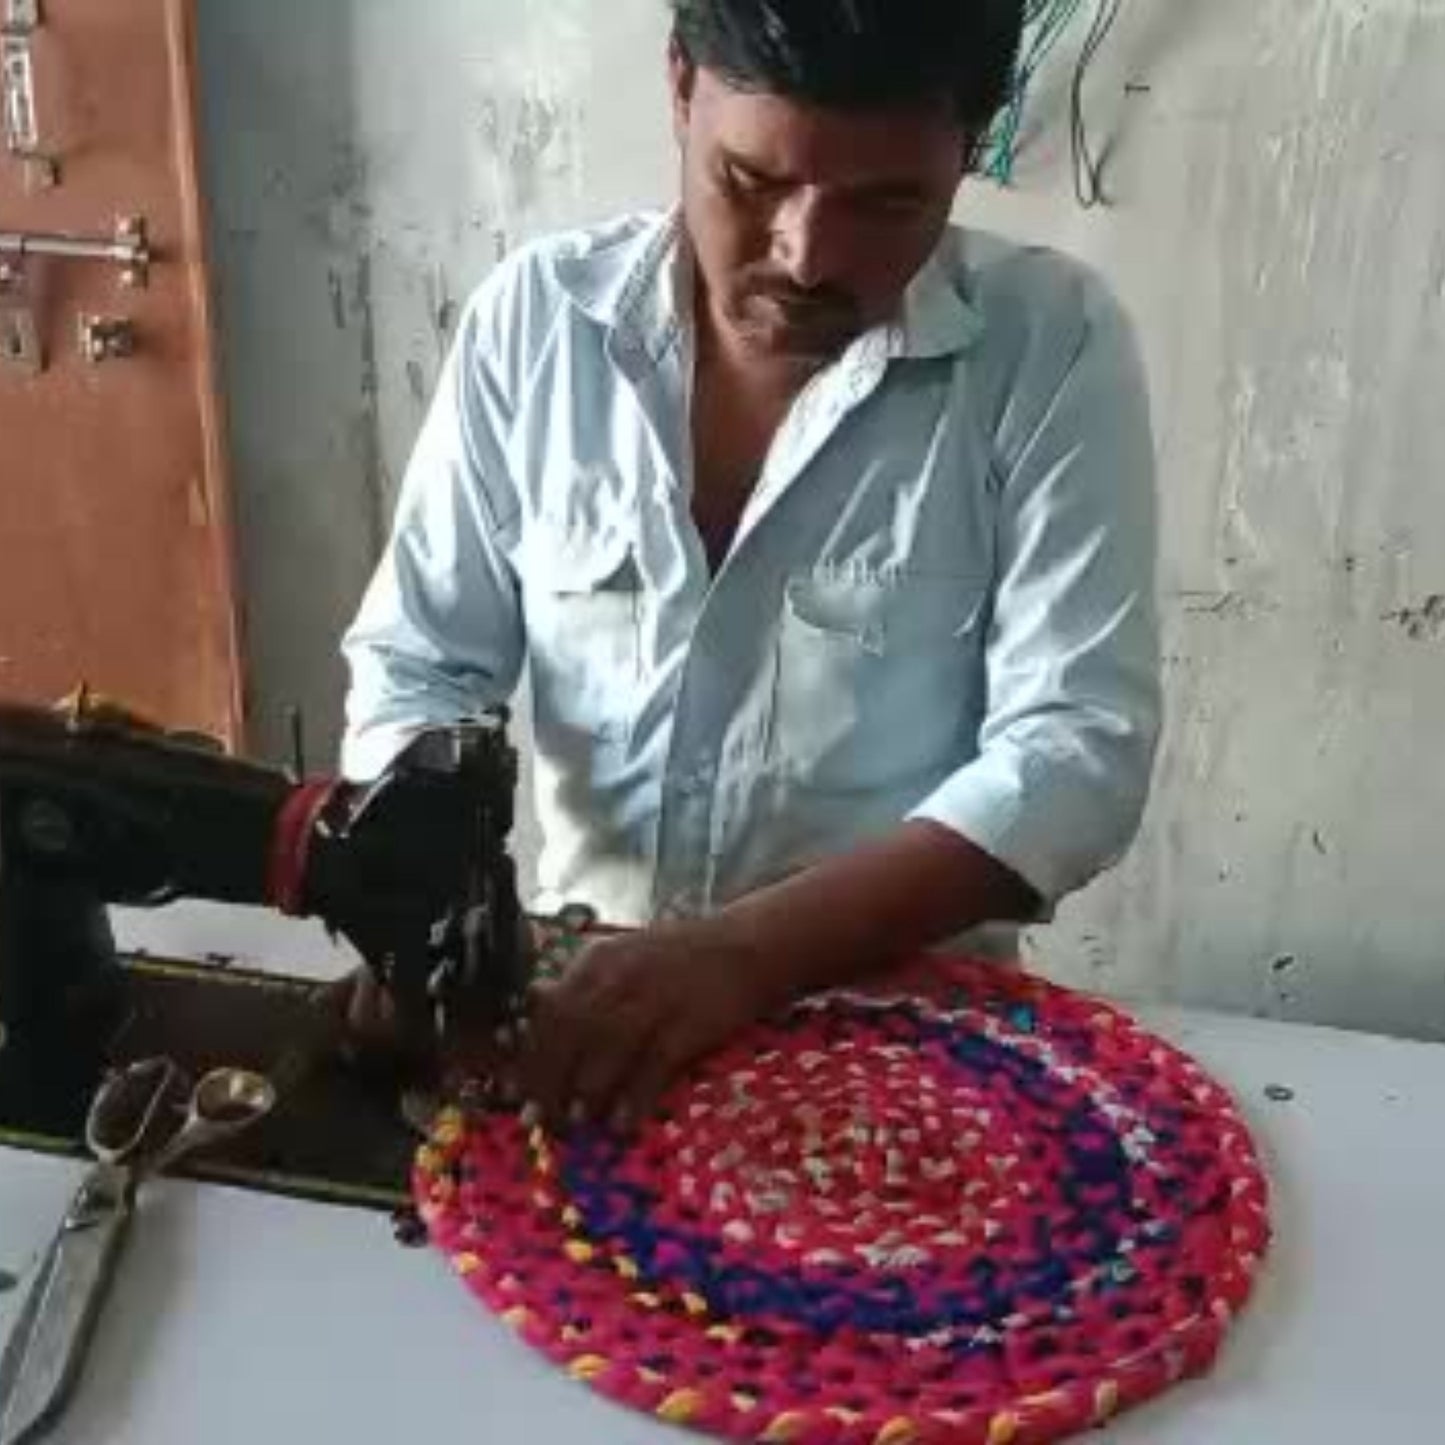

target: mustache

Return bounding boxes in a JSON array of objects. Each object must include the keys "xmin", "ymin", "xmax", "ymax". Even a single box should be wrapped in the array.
[{"xmin": 743, "ymin": 275, "xmax": 859, "ymax": 319}]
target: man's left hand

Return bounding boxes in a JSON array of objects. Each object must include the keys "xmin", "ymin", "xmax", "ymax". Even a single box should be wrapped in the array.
[{"xmin": 515, "ymin": 919, "xmax": 777, "ymax": 1134}]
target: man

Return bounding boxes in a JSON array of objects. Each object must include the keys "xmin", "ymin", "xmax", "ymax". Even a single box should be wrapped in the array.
[{"xmin": 342, "ymin": 0, "xmax": 1160, "ymax": 1130}]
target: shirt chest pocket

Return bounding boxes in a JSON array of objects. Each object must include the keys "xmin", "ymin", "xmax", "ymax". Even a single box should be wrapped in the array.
[
  {"xmin": 526, "ymin": 527, "xmax": 642, "ymax": 745},
  {"xmin": 770, "ymin": 571, "xmax": 990, "ymax": 791}
]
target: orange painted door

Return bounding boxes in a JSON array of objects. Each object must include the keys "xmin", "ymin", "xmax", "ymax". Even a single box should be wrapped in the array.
[{"xmin": 0, "ymin": 0, "xmax": 242, "ymax": 744}]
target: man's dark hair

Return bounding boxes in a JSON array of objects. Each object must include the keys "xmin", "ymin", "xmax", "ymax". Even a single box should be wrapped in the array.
[{"xmin": 670, "ymin": 0, "xmax": 1024, "ymax": 134}]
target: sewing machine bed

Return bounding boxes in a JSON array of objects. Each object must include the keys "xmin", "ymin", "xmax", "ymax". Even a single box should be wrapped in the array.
[
  {"xmin": 0, "ymin": 913, "xmax": 592, "ymax": 1208},
  {"xmin": 0, "ymin": 954, "xmax": 421, "ymax": 1209},
  {"xmin": 0, "ymin": 914, "xmax": 593, "ymax": 1210}
]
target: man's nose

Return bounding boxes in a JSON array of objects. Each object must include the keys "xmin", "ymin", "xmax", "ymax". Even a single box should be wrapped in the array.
[{"xmin": 769, "ymin": 191, "xmax": 838, "ymax": 291}]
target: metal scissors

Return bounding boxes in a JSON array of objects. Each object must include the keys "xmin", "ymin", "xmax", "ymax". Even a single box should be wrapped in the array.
[{"xmin": 0, "ymin": 1058, "xmax": 275, "ymax": 1444}]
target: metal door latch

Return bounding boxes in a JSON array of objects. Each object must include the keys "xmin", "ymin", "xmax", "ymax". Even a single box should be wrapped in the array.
[
  {"xmin": 0, "ymin": 216, "xmax": 150, "ymax": 287},
  {"xmin": 0, "ymin": 216, "xmax": 151, "ymax": 377},
  {"xmin": 77, "ymin": 314, "xmax": 134, "ymax": 363}
]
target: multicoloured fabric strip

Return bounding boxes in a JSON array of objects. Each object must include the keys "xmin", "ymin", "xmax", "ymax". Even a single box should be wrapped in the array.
[{"xmin": 415, "ymin": 956, "xmax": 1270, "ymax": 1445}]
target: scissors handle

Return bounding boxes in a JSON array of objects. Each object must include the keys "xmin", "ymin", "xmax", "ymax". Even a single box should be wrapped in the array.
[
  {"xmin": 0, "ymin": 1171, "xmax": 134, "ymax": 1445},
  {"xmin": 0, "ymin": 1066, "xmax": 274, "ymax": 1443},
  {"xmin": 141, "ymin": 1119, "xmax": 227, "ymax": 1182},
  {"xmin": 134, "ymin": 1068, "xmax": 275, "ymax": 1185}
]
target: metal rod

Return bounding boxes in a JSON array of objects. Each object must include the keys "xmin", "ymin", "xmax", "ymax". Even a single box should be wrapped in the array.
[
  {"xmin": 0, "ymin": 230, "xmax": 147, "ymax": 267},
  {"xmin": 287, "ymin": 706, "xmax": 307, "ymax": 780}
]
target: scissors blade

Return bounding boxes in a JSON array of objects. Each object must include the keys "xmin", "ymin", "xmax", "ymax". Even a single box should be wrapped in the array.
[{"xmin": 0, "ymin": 1171, "xmax": 134, "ymax": 1445}]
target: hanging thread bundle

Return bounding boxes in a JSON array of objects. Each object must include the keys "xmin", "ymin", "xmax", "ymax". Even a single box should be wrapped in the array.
[{"xmin": 979, "ymin": 0, "xmax": 1127, "ymax": 208}]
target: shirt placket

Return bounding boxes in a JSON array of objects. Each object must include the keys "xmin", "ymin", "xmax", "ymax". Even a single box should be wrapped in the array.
[
  {"xmin": 648, "ymin": 333, "xmax": 895, "ymax": 923},
  {"xmin": 604, "ymin": 306, "xmax": 714, "ymax": 923}
]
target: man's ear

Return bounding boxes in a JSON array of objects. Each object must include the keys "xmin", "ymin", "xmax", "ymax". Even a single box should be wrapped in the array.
[{"xmin": 668, "ymin": 36, "xmax": 696, "ymax": 141}]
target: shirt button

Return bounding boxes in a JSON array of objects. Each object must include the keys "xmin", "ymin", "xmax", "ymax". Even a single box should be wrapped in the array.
[
  {"xmin": 673, "ymin": 770, "xmax": 709, "ymax": 798},
  {"xmin": 659, "ymin": 893, "xmax": 700, "ymax": 921}
]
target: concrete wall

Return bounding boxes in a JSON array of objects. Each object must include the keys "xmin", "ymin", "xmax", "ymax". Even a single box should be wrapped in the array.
[
  {"xmin": 196, "ymin": 0, "xmax": 1445, "ymax": 1040},
  {"xmin": 195, "ymin": 0, "xmax": 671, "ymax": 769}
]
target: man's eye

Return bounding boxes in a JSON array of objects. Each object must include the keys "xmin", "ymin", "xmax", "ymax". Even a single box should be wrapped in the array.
[{"xmin": 724, "ymin": 164, "xmax": 777, "ymax": 197}]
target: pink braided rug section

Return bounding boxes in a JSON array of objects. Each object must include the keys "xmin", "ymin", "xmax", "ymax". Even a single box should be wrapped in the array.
[{"xmin": 415, "ymin": 957, "xmax": 1271, "ymax": 1445}]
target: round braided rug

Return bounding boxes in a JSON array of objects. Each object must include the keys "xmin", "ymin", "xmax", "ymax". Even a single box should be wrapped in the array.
[{"xmin": 414, "ymin": 956, "xmax": 1271, "ymax": 1445}]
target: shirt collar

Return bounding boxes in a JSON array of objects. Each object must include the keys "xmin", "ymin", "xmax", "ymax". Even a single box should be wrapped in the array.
[
  {"xmin": 894, "ymin": 243, "xmax": 987, "ymax": 360},
  {"xmin": 554, "ymin": 209, "xmax": 985, "ymax": 368},
  {"xmin": 554, "ymin": 210, "xmax": 688, "ymax": 369}
]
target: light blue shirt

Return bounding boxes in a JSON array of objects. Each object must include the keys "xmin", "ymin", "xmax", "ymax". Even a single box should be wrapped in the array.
[{"xmin": 342, "ymin": 211, "xmax": 1160, "ymax": 931}]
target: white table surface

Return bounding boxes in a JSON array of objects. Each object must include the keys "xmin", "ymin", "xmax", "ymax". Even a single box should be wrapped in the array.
[{"xmin": 2, "ymin": 903, "xmax": 1443, "ymax": 1443}]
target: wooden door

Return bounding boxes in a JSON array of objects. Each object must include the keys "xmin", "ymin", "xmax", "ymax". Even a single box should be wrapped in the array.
[{"xmin": 0, "ymin": 0, "xmax": 242, "ymax": 744}]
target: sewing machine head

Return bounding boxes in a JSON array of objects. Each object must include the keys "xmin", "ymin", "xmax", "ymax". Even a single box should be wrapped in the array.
[{"xmin": 0, "ymin": 693, "xmax": 529, "ymax": 1085}]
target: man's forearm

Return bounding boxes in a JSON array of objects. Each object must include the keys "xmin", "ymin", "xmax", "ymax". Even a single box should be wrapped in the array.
[{"xmin": 712, "ymin": 820, "xmax": 1039, "ymax": 1010}]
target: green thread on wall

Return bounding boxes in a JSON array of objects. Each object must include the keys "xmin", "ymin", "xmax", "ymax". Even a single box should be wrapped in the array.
[{"xmin": 980, "ymin": 0, "xmax": 1127, "ymax": 208}]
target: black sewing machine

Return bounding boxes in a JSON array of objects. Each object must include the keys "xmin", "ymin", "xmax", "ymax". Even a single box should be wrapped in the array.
[{"xmin": 0, "ymin": 692, "xmax": 531, "ymax": 1194}]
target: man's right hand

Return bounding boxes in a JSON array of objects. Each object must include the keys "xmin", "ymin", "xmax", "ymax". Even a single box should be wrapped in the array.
[{"xmin": 327, "ymin": 966, "xmax": 402, "ymax": 1052}]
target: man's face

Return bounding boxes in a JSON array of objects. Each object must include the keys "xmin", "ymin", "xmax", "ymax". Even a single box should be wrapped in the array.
[{"xmin": 672, "ymin": 57, "xmax": 967, "ymax": 363}]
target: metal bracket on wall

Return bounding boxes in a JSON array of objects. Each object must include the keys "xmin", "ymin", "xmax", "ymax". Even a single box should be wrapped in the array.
[
  {"xmin": 2, "ymin": 0, "xmax": 58, "ymax": 191},
  {"xmin": 1, "ymin": 1, "xmax": 42, "ymax": 33},
  {"xmin": 77, "ymin": 313, "xmax": 135, "ymax": 363},
  {"xmin": 0, "ymin": 259, "xmax": 42, "ymax": 376}
]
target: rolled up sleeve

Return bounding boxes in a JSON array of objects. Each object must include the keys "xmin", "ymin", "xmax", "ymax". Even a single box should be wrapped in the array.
[
  {"xmin": 340, "ymin": 294, "xmax": 525, "ymax": 781},
  {"xmin": 909, "ymin": 274, "xmax": 1161, "ymax": 903}
]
